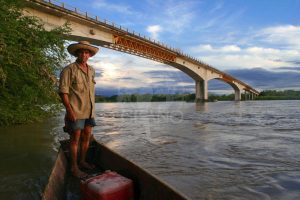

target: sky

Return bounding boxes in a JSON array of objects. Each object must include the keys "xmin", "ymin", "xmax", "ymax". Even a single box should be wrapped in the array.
[{"xmin": 60, "ymin": 0, "xmax": 300, "ymax": 96}]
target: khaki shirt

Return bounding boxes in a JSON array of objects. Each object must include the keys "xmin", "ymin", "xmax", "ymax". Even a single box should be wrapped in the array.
[{"xmin": 59, "ymin": 62, "xmax": 96, "ymax": 119}]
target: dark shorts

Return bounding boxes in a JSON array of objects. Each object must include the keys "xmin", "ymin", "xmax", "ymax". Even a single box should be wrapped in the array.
[{"xmin": 63, "ymin": 118, "xmax": 96, "ymax": 133}]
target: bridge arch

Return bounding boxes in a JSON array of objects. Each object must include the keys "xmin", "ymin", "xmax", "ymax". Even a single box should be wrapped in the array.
[
  {"xmin": 214, "ymin": 78, "xmax": 244, "ymax": 101},
  {"xmin": 170, "ymin": 60, "xmax": 245, "ymax": 101}
]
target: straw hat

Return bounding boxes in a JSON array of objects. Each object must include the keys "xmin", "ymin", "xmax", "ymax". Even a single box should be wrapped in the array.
[{"xmin": 67, "ymin": 41, "xmax": 99, "ymax": 57}]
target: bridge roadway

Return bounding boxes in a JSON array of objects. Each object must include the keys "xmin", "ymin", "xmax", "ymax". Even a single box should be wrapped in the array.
[{"xmin": 24, "ymin": 0, "xmax": 260, "ymax": 101}]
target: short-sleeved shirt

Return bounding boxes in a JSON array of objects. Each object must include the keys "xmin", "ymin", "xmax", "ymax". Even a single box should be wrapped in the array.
[{"xmin": 59, "ymin": 62, "xmax": 96, "ymax": 119}]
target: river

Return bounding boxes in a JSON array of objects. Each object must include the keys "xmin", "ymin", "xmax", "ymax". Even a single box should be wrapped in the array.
[{"xmin": 0, "ymin": 100, "xmax": 300, "ymax": 199}]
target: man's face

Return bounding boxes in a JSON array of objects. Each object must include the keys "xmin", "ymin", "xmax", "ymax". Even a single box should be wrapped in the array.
[{"xmin": 77, "ymin": 49, "xmax": 91, "ymax": 63}]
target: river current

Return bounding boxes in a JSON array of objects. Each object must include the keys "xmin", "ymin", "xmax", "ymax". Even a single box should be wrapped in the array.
[{"xmin": 0, "ymin": 100, "xmax": 300, "ymax": 199}]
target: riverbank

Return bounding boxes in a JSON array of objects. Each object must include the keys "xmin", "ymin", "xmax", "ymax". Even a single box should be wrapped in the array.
[{"xmin": 95, "ymin": 90, "xmax": 300, "ymax": 103}]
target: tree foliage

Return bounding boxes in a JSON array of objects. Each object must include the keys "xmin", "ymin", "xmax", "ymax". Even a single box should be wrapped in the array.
[
  {"xmin": 0, "ymin": 0, "xmax": 70, "ymax": 126},
  {"xmin": 255, "ymin": 90, "xmax": 300, "ymax": 100},
  {"xmin": 95, "ymin": 93, "xmax": 196, "ymax": 102},
  {"xmin": 95, "ymin": 90, "xmax": 300, "ymax": 103}
]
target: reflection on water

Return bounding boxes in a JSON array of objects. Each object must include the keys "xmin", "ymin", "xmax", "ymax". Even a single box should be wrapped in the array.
[{"xmin": 1, "ymin": 101, "xmax": 300, "ymax": 199}]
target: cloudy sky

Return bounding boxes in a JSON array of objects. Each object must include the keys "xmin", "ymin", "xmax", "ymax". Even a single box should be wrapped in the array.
[{"xmin": 61, "ymin": 0, "xmax": 300, "ymax": 96}]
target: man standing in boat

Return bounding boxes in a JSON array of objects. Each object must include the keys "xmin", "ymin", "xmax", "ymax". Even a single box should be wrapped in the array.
[{"xmin": 59, "ymin": 41, "xmax": 98, "ymax": 178}]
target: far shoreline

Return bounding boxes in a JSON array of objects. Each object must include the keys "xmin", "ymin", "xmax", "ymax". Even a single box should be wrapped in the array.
[{"xmin": 95, "ymin": 90, "xmax": 300, "ymax": 103}]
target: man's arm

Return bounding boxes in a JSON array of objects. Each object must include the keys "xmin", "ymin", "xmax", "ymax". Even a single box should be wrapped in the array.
[{"xmin": 60, "ymin": 93, "xmax": 76, "ymax": 122}]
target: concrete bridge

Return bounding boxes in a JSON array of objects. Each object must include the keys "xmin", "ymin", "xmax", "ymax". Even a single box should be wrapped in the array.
[{"xmin": 24, "ymin": 0, "xmax": 260, "ymax": 101}]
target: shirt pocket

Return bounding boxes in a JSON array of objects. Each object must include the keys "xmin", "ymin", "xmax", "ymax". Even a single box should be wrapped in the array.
[{"xmin": 72, "ymin": 78, "xmax": 85, "ymax": 92}]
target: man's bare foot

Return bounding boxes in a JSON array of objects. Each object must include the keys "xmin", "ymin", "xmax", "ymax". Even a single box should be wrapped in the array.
[
  {"xmin": 71, "ymin": 167, "xmax": 88, "ymax": 178},
  {"xmin": 79, "ymin": 161, "xmax": 95, "ymax": 170}
]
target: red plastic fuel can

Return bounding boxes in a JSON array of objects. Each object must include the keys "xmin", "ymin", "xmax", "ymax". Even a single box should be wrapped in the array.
[{"xmin": 80, "ymin": 171, "xmax": 134, "ymax": 200}]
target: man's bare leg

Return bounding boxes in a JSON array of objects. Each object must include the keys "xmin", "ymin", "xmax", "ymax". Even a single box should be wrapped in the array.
[
  {"xmin": 79, "ymin": 126, "xmax": 95, "ymax": 169},
  {"xmin": 70, "ymin": 129, "xmax": 87, "ymax": 178}
]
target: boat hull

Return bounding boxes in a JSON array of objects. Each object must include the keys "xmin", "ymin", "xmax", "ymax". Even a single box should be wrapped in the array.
[{"xmin": 42, "ymin": 139, "xmax": 189, "ymax": 200}]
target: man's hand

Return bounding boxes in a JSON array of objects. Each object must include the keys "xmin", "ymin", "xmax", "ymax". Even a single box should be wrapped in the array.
[
  {"xmin": 66, "ymin": 108, "xmax": 76, "ymax": 122},
  {"xmin": 60, "ymin": 93, "xmax": 76, "ymax": 121}
]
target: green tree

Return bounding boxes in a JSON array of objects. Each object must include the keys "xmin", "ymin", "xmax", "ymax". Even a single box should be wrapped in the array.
[
  {"xmin": 255, "ymin": 90, "xmax": 300, "ymax": 100},
  {"xmin": 0, "ymin": 0, "xmax": 70, "ymax": 126}
]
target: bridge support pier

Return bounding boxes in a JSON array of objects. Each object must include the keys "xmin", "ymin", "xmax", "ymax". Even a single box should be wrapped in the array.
[
  {"xmin": 235, "ymin": 89, "xmax": 241, "ymax": 101},
  {"xmin": 244, "ymin": 91, "xmax": 247, "ymax": 101},
  {"xmin": 243, "ymin": 91, "xmax": 256, "ymax": 100},
  {"xmin": 244, "ymin": 91, "xmax": 255, "ymax": 101},
  {"xmin": 195, "ymin": 80, "xmax": 208, "ymax": 102}
]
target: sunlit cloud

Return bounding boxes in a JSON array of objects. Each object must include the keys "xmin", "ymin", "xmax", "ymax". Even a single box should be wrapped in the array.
[{"xmin": 89, "ymin": 48, "xmax": 184, "ymax": 91}]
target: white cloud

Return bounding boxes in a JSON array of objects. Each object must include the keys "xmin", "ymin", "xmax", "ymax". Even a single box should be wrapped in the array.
[
  {"xmin": 257, "ymin": 25, "xmax": 300, "ymax": 48},
  {"xmin": 220, "ymin": 45, "xmax": 241, "ymax": 52},
  {"xmin": 189, "ymin": 24, "xmax": 300, "ymax": 70},
  {"xmin": 245, "ymin": 47, "xmax": 280, "ymax": 55},
  {"xmin": 177, "ymin": 82, "xmax": 194, "ymax": 87},
  {"xmin": 146, "ymin": 25, "xmax": 162, "ymax": 40},
  {"xmin": 190, "ymin": 43, "xmax": 299, "ymax": 70},
  {"xmin": 191, "ymin": 44, "xmax": 241, "ymax": 53},
  {"xmin": 202, "ymin": 54, "xmax": 287, "ymax": 69},
  {"xmin": 191, "ymin": 44, "xmax": 213, "ymax": 52}
]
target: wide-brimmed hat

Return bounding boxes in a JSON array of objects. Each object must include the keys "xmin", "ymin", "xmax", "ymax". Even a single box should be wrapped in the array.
[{"xmin": 67, "ymin": 41, "xmax": 99, "ymax": 57}]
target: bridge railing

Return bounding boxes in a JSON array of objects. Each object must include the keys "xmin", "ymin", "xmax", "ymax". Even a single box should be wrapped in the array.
[{"xmin": 41, "ymin": 0, "xmax": 181, "ymax": 52}]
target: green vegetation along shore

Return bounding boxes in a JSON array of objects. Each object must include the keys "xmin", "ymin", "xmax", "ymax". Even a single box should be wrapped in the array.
[
  {"xmin": 255, "ymin": 90, "xmax": 300, "ymax": 100},
  {"xmin": 96, "ymin": 93, "xmax": 196, "ymax": 102},
  {"xmin": 0, "ymin": 0, "xmax": 69, "ymax": 126},
  {"xmin": 95, "ymin": 90, "xmax": 300, "ymax": 103}
]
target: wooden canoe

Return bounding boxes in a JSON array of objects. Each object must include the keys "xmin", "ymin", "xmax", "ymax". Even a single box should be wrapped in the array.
[{"xmin": 42, "ymin": 138, "xmax": 190, "ymax": 200}]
